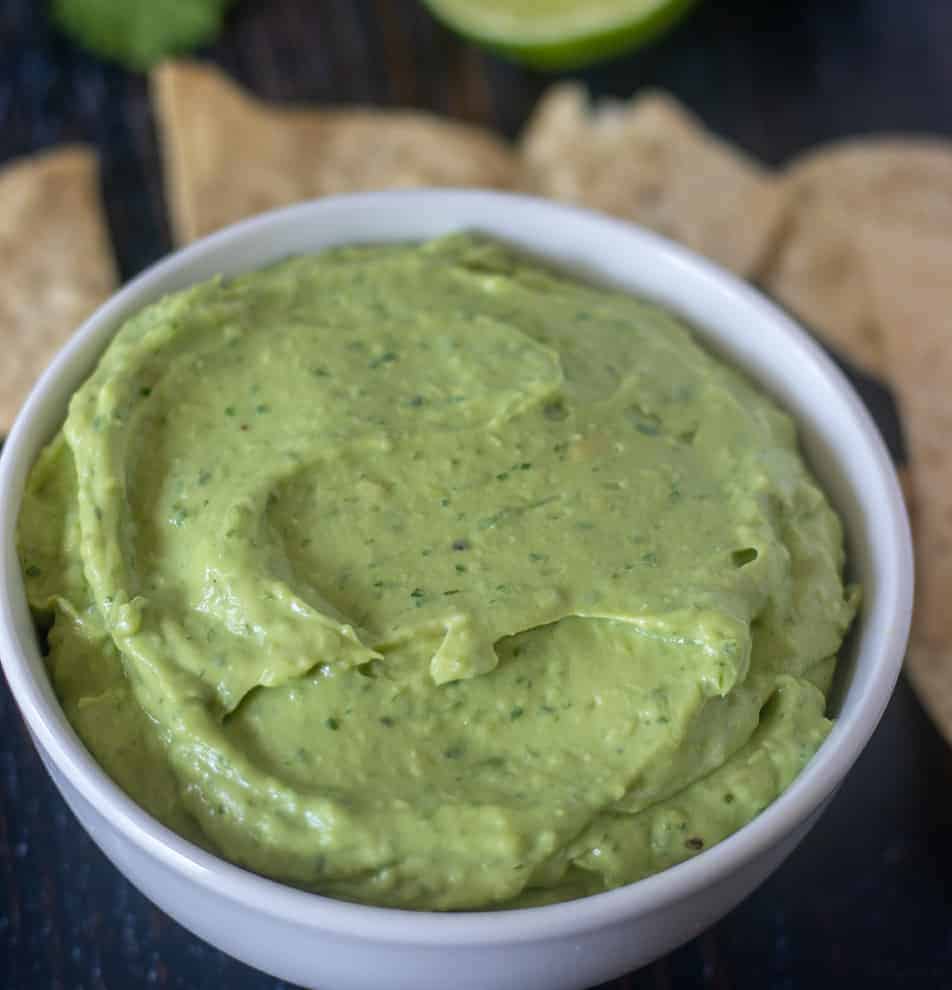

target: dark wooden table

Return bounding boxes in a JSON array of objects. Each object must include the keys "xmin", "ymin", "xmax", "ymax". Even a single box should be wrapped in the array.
[{"xmin": 3, "ymin": 1, "xmax": 952, "ymax": 987}]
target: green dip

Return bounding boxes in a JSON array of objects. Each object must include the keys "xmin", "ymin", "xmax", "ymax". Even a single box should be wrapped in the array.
[{"xmin": 18, "ymin": 234, "xmax": 857, "ymax": 910}]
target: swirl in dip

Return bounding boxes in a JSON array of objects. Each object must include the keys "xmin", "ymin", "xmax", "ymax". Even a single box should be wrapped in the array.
[{"xmin": 19, "ymin": 235, "xmax": 857, "ymax": 910}]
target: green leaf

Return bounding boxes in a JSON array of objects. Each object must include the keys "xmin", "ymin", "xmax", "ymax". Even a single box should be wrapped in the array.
[{"xmin": 51, "ymin": 0, "xmax": 238, "ymax": 71}]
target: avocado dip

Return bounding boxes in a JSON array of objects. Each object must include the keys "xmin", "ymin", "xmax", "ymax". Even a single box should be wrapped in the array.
[{"xmin": 18, "ymin": 234, "xmax": 858, "ymax": 910}]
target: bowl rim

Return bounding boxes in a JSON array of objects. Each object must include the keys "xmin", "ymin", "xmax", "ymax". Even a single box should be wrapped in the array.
[{"xmin": 0, "ymin": 189, "xmax": 914, "ymax": 945}]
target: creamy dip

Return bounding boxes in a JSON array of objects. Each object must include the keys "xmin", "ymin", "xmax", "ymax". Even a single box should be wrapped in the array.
[{"xmin": 19, "ymin": 234, "xmax": 857, "ymax": 910}]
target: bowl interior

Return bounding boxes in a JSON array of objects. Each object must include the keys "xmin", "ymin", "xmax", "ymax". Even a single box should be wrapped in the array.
[{"xmin": 0, "ymin": 190, "xmax": 913, "ymax": 938}]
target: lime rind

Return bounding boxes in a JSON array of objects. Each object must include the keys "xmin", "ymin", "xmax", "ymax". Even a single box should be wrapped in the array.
[{"xmin": 423, "ymin": 0, "xmax": 700, "ymax": 71}]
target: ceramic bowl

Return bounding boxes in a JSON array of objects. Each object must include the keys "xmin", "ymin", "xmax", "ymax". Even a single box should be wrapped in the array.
[{"xmin": 0, "ymin": 191, "xmax": 913, "ymax": 990}]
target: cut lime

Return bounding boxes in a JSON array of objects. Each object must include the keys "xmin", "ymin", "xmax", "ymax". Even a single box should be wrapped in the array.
[{"xmin": 421, "ymin": 0, "xmax": 699, "ymax": 71}]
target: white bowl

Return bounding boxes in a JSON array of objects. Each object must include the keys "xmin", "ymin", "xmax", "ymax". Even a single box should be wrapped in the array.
[{"xmin": 0, "ymin": 191, "xmax": 913, "ymax": 990}]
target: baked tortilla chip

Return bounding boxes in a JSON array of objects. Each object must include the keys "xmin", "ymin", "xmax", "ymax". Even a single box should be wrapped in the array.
[
  {"xmin": 153, "ymin": 61, "xmax": 518, "ymax": 244},
  {"xmin": 760, "ymin": 139, "xmax": 952, "ymax": 374},
  {"xmin": 759, "ymin": 199, "xmax": 883, "ymax": 373},
  {"xmin": 0, "ymin": 146, "xmax": 116, "ymax": 431},
  {"xmin": 859, "ymin": 224, "xmax": 952, "ymax": 743},
  {"xmin": 519, "ymin": 83, "xmax": 787, "ymax": 277},
  {"xmin": 786, "ymin": 139, "xmax": 952, "ymax": 231}
]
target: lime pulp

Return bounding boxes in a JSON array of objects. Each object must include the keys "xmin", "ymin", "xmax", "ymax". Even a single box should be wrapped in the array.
[{"xmin": 421, "ymin": 0, "xmax": 700, "ymax": 71}]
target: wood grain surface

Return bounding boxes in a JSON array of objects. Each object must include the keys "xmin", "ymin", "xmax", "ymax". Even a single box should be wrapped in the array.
[{"xmin": 2, "ymin": 1, "xmax": 952, "ymax": 988}]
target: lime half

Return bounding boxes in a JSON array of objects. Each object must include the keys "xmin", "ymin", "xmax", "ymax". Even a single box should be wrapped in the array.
[{"xmin": 422, "ymin": 0, "xmax": 699, "ymax": 71}]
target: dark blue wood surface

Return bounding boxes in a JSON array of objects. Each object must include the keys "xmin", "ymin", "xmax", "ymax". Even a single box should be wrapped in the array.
[{"xmin": 2, "ymin": 1, "xmax": 952, "ymax": 987}]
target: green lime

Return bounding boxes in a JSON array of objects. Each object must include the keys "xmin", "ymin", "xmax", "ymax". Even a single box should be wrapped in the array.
[{"xmin": 421, "ymin": 0, "xmax": 699, "ymax": 71}]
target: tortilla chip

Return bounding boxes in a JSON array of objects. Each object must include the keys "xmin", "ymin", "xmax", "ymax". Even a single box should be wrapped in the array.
[
  {"xmin": 153, "ymin": 61, "xmax": 518, "ymax": 244},
  {"xmin": 859, "ymin": 224, "xmax": 952, "ymax": 743},
  {"xmin": 0, "ymin": 146, "xmax": 117, "ymax": 431},
  {"xmin": 786, "ymin": 139, "xmax": 952, "ymax": 231},
  {"xmin": 519, "ymin": 84, "xmax": 787, "ymax": 277},
  {"xmin": 760, "ymin": 139, "xmax": 952, "ymax": 375},
  {"xmin": 758, "ymin": 200, "xmax": 884, "ymax": 373}
]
